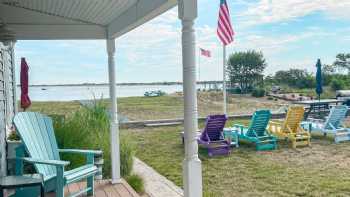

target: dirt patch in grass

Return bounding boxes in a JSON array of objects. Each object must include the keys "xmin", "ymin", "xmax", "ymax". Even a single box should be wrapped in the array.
[
  {"xmin": 119, "ymin": 92, "xmax": 289, "ymax": 121},
  {"xmin": 263, "ymin": 139, "xmax": 350, "ymax": 170}
]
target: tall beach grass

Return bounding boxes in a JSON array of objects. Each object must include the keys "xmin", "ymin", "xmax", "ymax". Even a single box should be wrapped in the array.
[{"xmin": 53, "ymin": 99, "xmax": 134, "ymax": 177}]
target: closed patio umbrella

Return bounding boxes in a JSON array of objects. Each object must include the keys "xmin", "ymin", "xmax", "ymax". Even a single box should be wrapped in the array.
[
  {"xmin": 20, "ymin": 57, "xmax": 31, "ymax": 110},
  {"xmin": 315, "ymin": 59, "xmax": 323, "ymax": 101}
]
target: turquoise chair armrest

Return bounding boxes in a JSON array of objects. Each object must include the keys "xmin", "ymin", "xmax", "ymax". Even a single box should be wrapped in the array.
[
  {"xmin": 20, "ymin": 157, "xmax": 70, "ymax": 167},
  {"xmin": 233, "ymin": 124, "xmax": 245, "ymax": 134},
  {"xmin": 58, "ymin": 149, "xmax": 102, "ymax": 155}
]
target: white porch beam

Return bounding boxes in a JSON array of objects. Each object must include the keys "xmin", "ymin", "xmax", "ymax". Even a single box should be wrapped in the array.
[
  {"xmin": 178, "ymin": 1, "xmax": 202, "ymax": 197},
  {"xmin": 106, "ymin": 38, "xmax": 121, "ymax": 183},
  {"xmin": 0, "ymin": 4, "xmax": 106, "ymax": 40},
  {"xmin": 107, "ymin": 0, "xmax": 176, "ymax": 38}
]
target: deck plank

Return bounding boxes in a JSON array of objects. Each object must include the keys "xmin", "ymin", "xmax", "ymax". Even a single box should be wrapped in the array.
[
  {"xmin": 67, "ymin": 182, "xmax": 81, "ymax": 195},
  {"xmin": 44, "ymin": 179, "xmax": 137, "ymax": 197},
  {"xmin": 77, "ymin": 181, "xmax": 86, "ymax": 190},
  {"xmin": 103, "ymin": 183, "xmax": 120, "ymax": 197},
  {"xmin": 113, "ymin": 182, "xmax": 133, "ymax": 197},
  {"xmin": 121, "ymin": 179, "xmax": 140, "ymax": 197},
  {"xmin": 64, "ymin": 186, "xmax": 69, "ymax": 196},
  {"xmin": 95, "ymin": 180, "xmax": 108, "ymax": 197}
]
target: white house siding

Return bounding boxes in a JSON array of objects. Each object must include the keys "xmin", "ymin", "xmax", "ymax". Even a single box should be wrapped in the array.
[{"xmin": 0, "ymin": 42, "xmax": 16, "ymax": 176}]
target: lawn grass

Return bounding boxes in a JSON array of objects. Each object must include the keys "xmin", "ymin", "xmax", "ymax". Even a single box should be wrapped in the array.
[
  {"xmin": 29, "ymin": 101, "xmax": 81, "ymax": 115},
  {"xmin": 27, "ymin": 92, "xmax": 287, "ymax": 121},
  {"xmin": 26, "ymin": 93, "xmax": 350, "ymax": 196},
  {"xmin": 122, "ymin": 120, "xmax": 350, "ymax": 197}
]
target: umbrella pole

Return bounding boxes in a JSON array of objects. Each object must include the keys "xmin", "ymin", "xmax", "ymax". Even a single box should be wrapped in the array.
[{"xmin": 318, "ymin": 94, "xmax": 321, "ymax": 118}]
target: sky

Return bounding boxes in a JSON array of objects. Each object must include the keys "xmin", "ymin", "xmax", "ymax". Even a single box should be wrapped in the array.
[{"xmin": 15, "ymin": 0, "xmax": 350, "ymax": 85}]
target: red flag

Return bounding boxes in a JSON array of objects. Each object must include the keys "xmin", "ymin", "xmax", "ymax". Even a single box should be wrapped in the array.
[
  {"xmin": 20, "ymin": 58, "xmax": 31, "ymax": 110},
  {"xmin": 217, "ymin": 0, "xmax": 235, "ymax": 45},
  {"xmin": 200, "ymin": 48, "xmax": 211, "ymax": 57}
]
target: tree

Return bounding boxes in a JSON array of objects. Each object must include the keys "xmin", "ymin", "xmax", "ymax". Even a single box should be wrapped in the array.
[
  {"xmin": 323, "ymin": 64, "xmax": 336, "ymax": 74},
  {"xmin": 322, "ymin": 64, "xmax": 336, "ymax": 86},
  {"xmin": 227, "ymin": 50, "xmax": 267, "ymax": 93},
  {"xmin": 330, "ymin": 78, "xmax": 346, "ymax": 91},
  {"xmin": 334, "ymin": 53, "xmax": 350, "ymax": 74},
  {"xmin": 273, "ymin": 69, "xmax": 315, "ymax": 89}
]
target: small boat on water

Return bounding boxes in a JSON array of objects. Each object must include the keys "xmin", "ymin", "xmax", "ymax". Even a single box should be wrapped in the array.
[
  {"xmin": 144, "ymin": 90, "xmax": 166, "ymax": 97},
  {"xmin": 41, "ymin": 88, "xmax": 47, "ymax": 90}
]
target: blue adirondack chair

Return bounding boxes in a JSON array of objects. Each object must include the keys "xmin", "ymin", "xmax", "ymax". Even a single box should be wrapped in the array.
[
  {"xmin": 197, "ymin": 115, "xmax": 232, "ymax": 157},
  {"xmin": 13, "ymin": 112, "xmax": 102, "ymax": 197},
  {"xmin": 303, "ymin": 105, "xmax": 350, "ymax": 143},
  {"xmin": 233, "ymin": 110, "xmax": 277, "ymax": 151}
]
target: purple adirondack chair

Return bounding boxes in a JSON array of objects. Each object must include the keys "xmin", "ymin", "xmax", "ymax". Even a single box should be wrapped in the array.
[{"xmin": 198, "ymin": 115, "xmax": 230, "ymax": 156}]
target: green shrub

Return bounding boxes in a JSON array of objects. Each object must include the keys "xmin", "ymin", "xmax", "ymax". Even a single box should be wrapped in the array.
[
  {"xmin": 54, "ymin": 99, "xmax": 134, "ymax": 178},
  {"xmin": 251, "ymin": 88, "xmax": 265, "ymax": 97},
  {"xmin": 126, "ymin": 174, "xmax": 145, "ymax": 194},
  {"xmin": 228, "ymin": 87, "xmax": 241, "ymax": 94},
  {"xmin": 267, "ymin": 96, "xmax": 274, "ymax": 100},
  {"xmin": 331, "ymin": 79, "xmax": 346, "ymax": 91},
  {"xmin": 295, "ymin": 76, "xmax": 315, "ymax": 89},
  {"xmin": 120, "ymin": 137, "xmax": 134, "ymax": 177}
]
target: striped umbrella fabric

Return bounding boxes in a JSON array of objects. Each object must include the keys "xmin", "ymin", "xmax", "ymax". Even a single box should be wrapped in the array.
[{"xmin": 217, "ymin": 0, "xmax": 234, "ymax": 45}]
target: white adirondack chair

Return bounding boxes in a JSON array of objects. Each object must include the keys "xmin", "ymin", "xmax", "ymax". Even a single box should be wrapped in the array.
[{"xmin": 303, "ymin": 105, "xmax": 349, "ymax": 143}]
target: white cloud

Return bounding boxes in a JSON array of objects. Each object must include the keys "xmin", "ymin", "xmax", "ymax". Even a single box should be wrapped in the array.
[
  {"xmin": 14, "ymin": 1, "xmax": 350, "ymax": 84},
  {"xmin": 241, "ymin": 0, "xmax": 350, "ymax": 26}
]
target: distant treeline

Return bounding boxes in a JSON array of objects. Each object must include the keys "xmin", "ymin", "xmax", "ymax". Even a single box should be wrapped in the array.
[
  {"xmin": 226, "ymin": 50, "xmax": 350, "ymax": 93},
  {"xmin": 18, "ymin": 81, "xmax": 224, "ymax": 87}
]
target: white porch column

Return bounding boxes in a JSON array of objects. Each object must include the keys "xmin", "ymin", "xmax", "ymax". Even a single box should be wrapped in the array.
[
  {"xmin": 178, "ymin": 1, "xmax": 202, "ymax": 197},
  {"xmin": 106, "ymin": 38, "xmax": 121, "ymax": 183}
]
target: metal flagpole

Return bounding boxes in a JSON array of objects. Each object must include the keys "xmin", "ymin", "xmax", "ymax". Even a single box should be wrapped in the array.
[
  {"xmin": 223, "ymin": 45, "xmax": 227, "ymax": 114},
  {"xmin": 198, "ymin": 49, "xmax": 201, "ymax": 82}
]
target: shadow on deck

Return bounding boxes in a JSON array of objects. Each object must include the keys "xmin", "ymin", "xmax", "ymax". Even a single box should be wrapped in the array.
[{"xmin": 46, "ymin": 179, "xmax": 139, "ymax": 197}]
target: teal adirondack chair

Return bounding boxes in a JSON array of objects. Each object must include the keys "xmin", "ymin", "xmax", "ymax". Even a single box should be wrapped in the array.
[
  {"xmin": 13, "ymin": 112, "xmax": 102, "ymax": 197},
  {"xmin": 233, "ymin": 110, "xmax": 277, "ymax": 150},
  {"xmin": 302, "ymin": 105, "xmax": 350, "ymax": 143}
]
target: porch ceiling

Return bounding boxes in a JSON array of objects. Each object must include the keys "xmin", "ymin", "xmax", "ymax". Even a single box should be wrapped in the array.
[{"xmin": 0, "ymin": 0, "xmax": 177, "ymax": 40}]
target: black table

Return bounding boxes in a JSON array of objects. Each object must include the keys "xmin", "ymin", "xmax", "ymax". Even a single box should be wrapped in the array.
[
  {"xmin": 0, "ymin": 174, "xmax": 44, "ymax": 197},
  {"xmin": 293, "ymin": 99, "xmax": 342, "ymax": 119}
]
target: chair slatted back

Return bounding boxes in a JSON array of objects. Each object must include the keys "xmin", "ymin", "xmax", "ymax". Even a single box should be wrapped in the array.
[
  {"xmin": 247, "ymin": 110, "xmax": 271, "ymax": 137},
  {"xmin": 13, "ymin": 112, "xmax": 60, "ymax": 178},
  {"xmin": 325, "ymin": 105, "xmax": 348, "ymax": 129},
  {"xmin": 282, "ymin": 106, "xmax": 304, "ymax": 133},
  {"xmin": 201, "ymin": 115, "xmax": 227, "ymax": 141}
]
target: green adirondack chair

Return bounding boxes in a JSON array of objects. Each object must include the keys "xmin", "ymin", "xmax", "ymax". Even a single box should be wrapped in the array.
[
  {"xmin": 13, "ymin": 112, "xmax": 102, "ymax": 197},
  {"xmin": 233, "ymin": 110, "xmax": 277, "ymax": 151}
]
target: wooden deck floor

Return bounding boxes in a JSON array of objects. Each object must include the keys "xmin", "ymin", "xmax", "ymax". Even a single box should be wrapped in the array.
[{"xmin": 46, "ymin": 179, "xmax": 139, "ymax": 197}]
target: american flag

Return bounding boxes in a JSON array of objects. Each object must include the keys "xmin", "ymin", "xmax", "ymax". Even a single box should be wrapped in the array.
[
  {"xmin": 200, "ymin": 48, "xmax": 211, "ymax": 57},
  {"xmin": 217, "ymin": 0, "xmax": 234, "ymax": 45}
]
